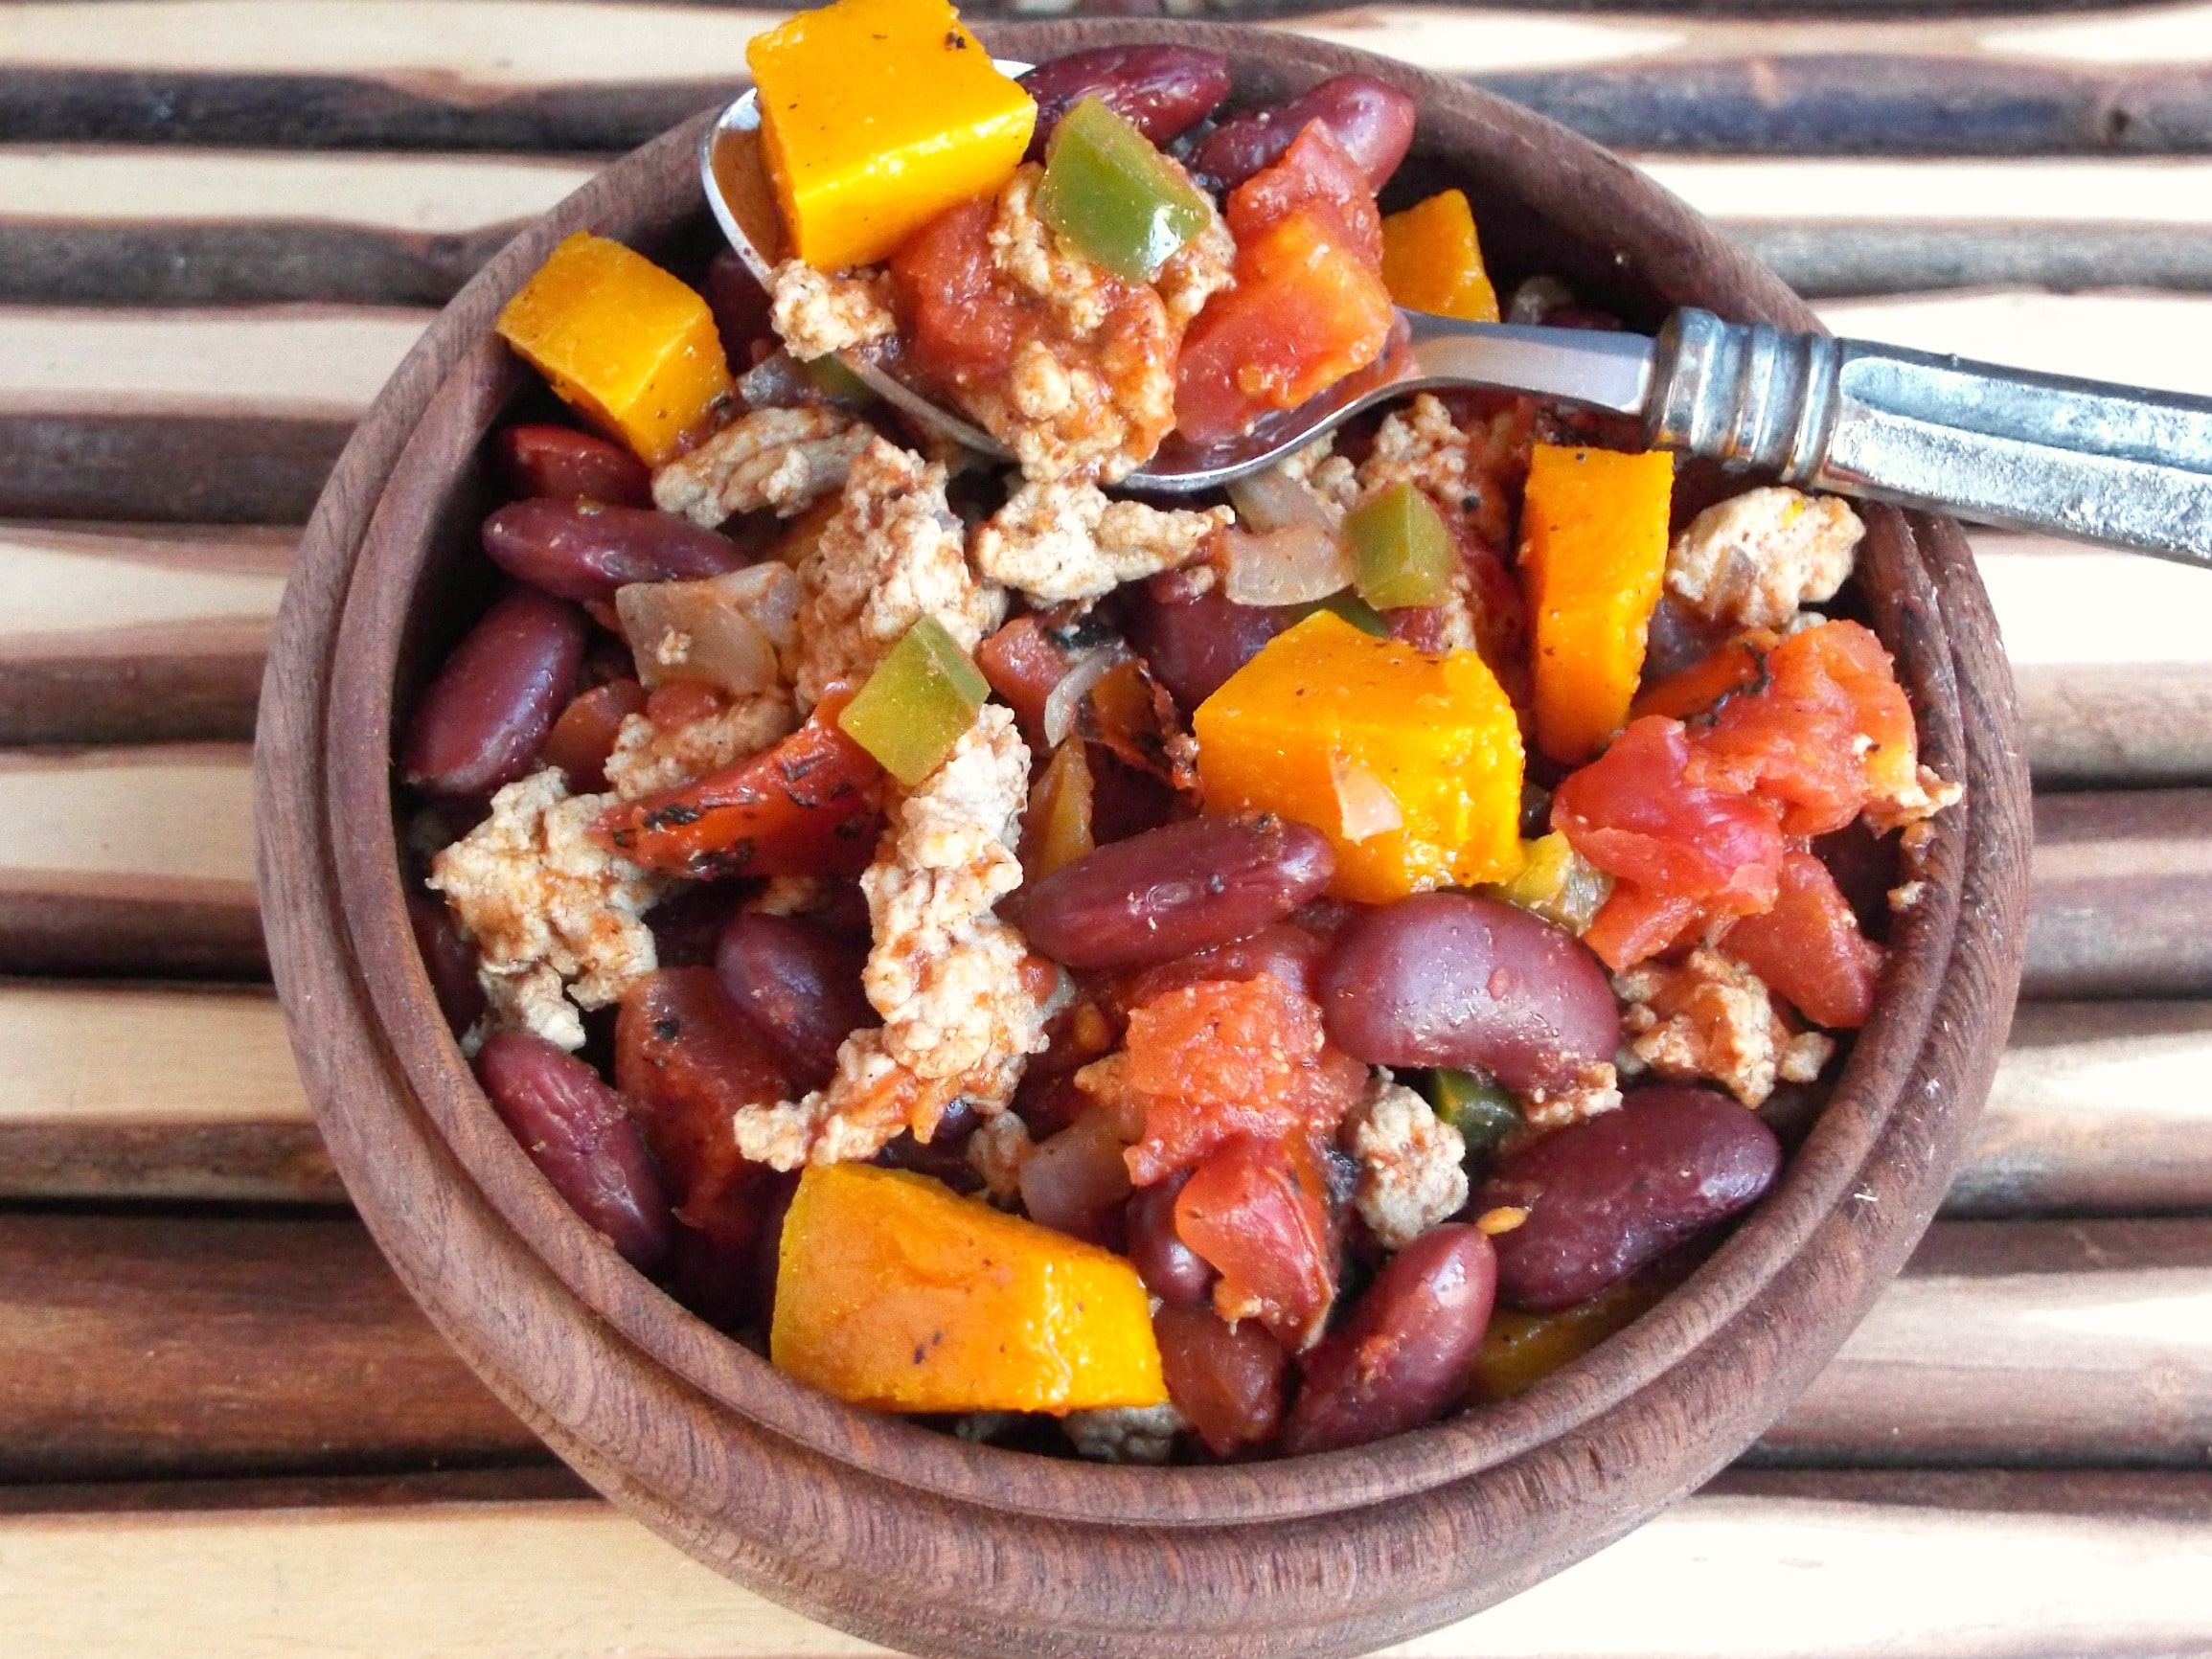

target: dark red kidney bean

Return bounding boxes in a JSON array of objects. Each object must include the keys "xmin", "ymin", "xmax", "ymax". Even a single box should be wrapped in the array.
[
  {"xmin": 645, "ymin": 881, "xmax": 749, "ymax": 969},
  {"xmin": 495, "ymin": 423, "xmax": 651, "ymax": 509},
  {"xmin": 475, "ymin": 1031, "xmax": 671, "ymax": 1269},
  {"xmin": 1126, "ymin": 1170, "xmax": 1216, "ymax": 1307},
  {"xmin": 1020, "ymin": 1109, "xmax": 1132, "ymax": 1248},
  {"xmin": 1114, "ymin": 921, "xmax": 1327, "ymax": 1018},
  {"xmin": 1127, "ymin": 582, "xmax": 1288, "ymax": 713},
  {"xmin": 1813, "ymin": 817, "xmax": 1901, "ymax": 940},
  {"xmin": 1022, "ymin": 813, "xmax": 1335, "ymax": 971},
  {"xmin": 715, "ymin": 911, "xmax": 877, "ymax": 1090},
  {"xmin": 1319, "ymin": 892, "xmax": 1619, "ymax": 1092},
  {"xmin": 1191, "ymin": 74, "xmax": 1417, "ymax": 192},
  {"xmin": 481, "ymin": 498, "xmax": 745, "ymax": 604},
  {"xmin": 405, "ymin": 891, "xmax": 486, "ymax": 1036},
  {"xmin": 1281, "ymin": 1222, "xmax": 1495, "ymax": 1457},
  {"xmin": 1155, "ymin": 1301, "xmax": 1287, "ymax": 1459},
  {"xmin": 401, "ymin": 585, "xmax": 586, "ymax": 797},
  {"xmin": 705, "ymin": 247, "xmax": 773, "ymax": 366},
  {"xmin": 1476, "ymin": 1085, "xmax": 1782, "ymax": 1312},
  {"xmin": 1640, "ymin": 594, "xmax": 1737, "ymax": 685},
  {"xmin": 1021, "ymin": 47, "xmax": 1232, "ymax": 156},
  {"xmin": 875, "ymin": 1098, "xmax": 983, "ymax": 1193}
]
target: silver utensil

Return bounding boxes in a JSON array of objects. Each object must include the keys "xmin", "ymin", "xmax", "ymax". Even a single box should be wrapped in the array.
[{"xmin": 703, "ymin": 82, "xmax": 2212, "ymax": 564}]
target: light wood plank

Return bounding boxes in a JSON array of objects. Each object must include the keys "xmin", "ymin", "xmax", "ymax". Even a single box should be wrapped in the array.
[
  {"xmin": 0, "ymin": 981, "xmax": 334, "ymax": 1202},
  {"xmin": 0, "ymin": 744, "xmax": 262, "ymax": 976},
  {"xmin": 6, "ymin": 1476, "xmax": 2212, "ymax": 1659},
  {"xmin": 0, "ymin": 522, "xmax": 292, "ymax": 743}
]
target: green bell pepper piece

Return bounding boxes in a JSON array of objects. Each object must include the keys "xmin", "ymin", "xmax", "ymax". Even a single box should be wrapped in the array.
[
  {"xmin": 1425, "ymin": 1069, "xmax": 1523, "ymax": 1165},
  {"xmin": 1288, "ymin": 589, "xmax": 1389, "ymax": 637},
  {"xmin": 1037, "ymin": 97, "xmax": 1212, "ymax": 284},
  {"xmin": 1346, "ymin": 482, "xmax": 1455, "ymax": 610},
  {"xmin": 836, "ymin": 615, "xmax": 989, "ymax": 787},
  {"xmin": 1482, "ymin": 831, "xmax": 1613, "ymax": 935}
]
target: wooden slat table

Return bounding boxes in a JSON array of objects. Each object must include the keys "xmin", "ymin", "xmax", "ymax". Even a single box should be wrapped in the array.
[{"xmin": 5, "ymin": 3, "xmax": 2211, "ymax": 1653}]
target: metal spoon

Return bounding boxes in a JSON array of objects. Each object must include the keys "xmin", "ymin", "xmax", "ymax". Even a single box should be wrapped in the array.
[{"xmin": 703, "ymin": 83, "xmax": 2212, "ymax": 564}]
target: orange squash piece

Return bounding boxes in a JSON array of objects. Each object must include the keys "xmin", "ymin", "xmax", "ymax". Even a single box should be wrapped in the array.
[
  {"xmin": 769, "ymin": 1164, "xmax": 1168, "ymax": 1414},
  {"xmin": 1193, "ymin": 611, "xmax": 1525, "ymax": 904},
  {"xmin": 746, "ymin": 0, "xmax": 1037, "ymax": 273},
  {"xmin": 1379, "ymin": 189, "xmax": 1500, "ymax": 324},
  {"xmin": 1518, "ymin": 444, "xmax": 1676, "ymax": 764},
  {"xmin": 496, "ymin": 233, "xmax": 732, "ymax": 466}
]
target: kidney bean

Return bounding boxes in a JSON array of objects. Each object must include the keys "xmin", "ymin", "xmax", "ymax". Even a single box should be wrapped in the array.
[
  {"xmin": 495, "ymin": 423, "xmax": 651, "ymax": 509},
  {"xmin": 1282, "ymin": 1222, "xmax": 1495, "ymax": 1456},
  {"xmin": 639, "ymin": 881, "xmax": 744, "ymax": 969},
  {"xmin": 482, "ymin": 498, "xmax": 745, "ymax": 604},
  {"xmin": 1020, "ymin": 1107, "xmax": 1133, "ymax": 1248},
  {"xmin": 1640, "ymin": 594, "xmax": 1737, "ymax": 685},
  {"xmin": 1319, "ymin": 892, "xmax": 1619, "ymax": 1092},
  {"xmin": 405, "ymin": 891, "xmax": 486, "ymax": 1036},
  {"xmin": 1155, "ymin": 1302, "xmax": 1287, "ymax": 1458},
  {"xmin": 1127, "ymin": 582, "xmax": 1288, "ymax": 713},
  {"xmin": 874, "ymin": 1098, "xmax": 984, "ymax": 1192},
  {"xmin": 1192, "ymin": 74, "xmax": 1417, "ymax": 192},
  {"xmin": 475, "ymin": 1031, "xmax": 671, "ymax": 1269},
  {"xmin": 1126, "ymin": 1170, "xmax": 1216, "ymax": 1307},
  {"xmin": 401, "ymin": 585, "xmax": 586, "ymax": 797},
  {"xmin": 540, "ymin": 677, "xmax": 647, "ymax": 792},
  {"xmin": 1477, "ymin": 1085, "xmax": 1782, "ymax": 1312},
  {"xmin": 714, "ymin": 911, "xmax": 877, "ymax": 1089},
  {"xmin": 1021, "ymin": 47, "xmax": 1232, "ymax": 157},
  {"xmin": 1022, "ymin": 813, "xmax": 1335, "ymax": 971}
]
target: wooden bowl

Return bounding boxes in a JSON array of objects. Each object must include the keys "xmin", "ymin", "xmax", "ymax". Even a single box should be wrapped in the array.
[{"xmin": 256, "ymin": 21, "xmax": 2032, "ymax": 1658}]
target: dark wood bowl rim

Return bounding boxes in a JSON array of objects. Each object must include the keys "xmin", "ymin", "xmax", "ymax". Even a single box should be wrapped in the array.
[{"xmin": 259, "ymin": 19, "xmax": 2031, "ymax": 1652}]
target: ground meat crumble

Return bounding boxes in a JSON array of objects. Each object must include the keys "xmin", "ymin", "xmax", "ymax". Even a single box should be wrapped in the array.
[
  {"xmin": 1666, "ymin": 486, "xmax": 1862, "ymax": 631},
  {"xmin": 651, "ymin": 405, "xmax": 873, "ymax": 526},
  {"xmin": 792, "ymin": 435, "xmax": 1006, "ymax": 710},
  {"xmin": 601, "ymin": 689, "xmax": 797, "ymax": 801},
  {"xmin": 427, "ymin": 767, "xmax": 664, "ymax": 1052},
  {"xmin": 1343, "ymin": 1077, "xmax": 1468, "ymax": 1250},
  {"xmin": 731, "ymin": 707, "xmax": 1057, "ymax": 1169},
  {"xmin": 971, "ymin": 479, "xmax": 1231, "ymax": 602},
  {"xmin": 764, "ymin": 259, "xmax": 897, "ymax": 362},
  {"xmin": 1614, "ymin": 948, "xmax": 1834, "ymax": 1108}
]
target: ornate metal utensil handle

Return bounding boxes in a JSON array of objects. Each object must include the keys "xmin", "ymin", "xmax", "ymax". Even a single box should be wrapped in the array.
[{"xmin": 1646, "ymin": 308, "xmax": 2212, "ymax": 564}]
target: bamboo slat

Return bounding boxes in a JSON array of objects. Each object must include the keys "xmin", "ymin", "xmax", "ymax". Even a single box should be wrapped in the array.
[
  {"xmin": 0, "ymin": 744, "xmax": 262, "ymax": 976},
  {"xmin": 2024, "ymin": 790, "xmax": 2212, "ymax": 1001},
  {"xmin": 0, "ymin": 522, "xmax": 292, "ymax": 745},
  {"xmin": 4, "ymin": 1468, "xmax": 2212, "ymax": 1658},
  {"xmin": 5, "ymin": 1, "xmax": 2212, "ymax": 155}
]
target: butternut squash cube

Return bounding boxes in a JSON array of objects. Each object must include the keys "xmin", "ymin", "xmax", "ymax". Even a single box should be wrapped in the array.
[
  {"xmin": 769, "ymin": 1164, "xmax": 1167, "ymax": 1415},
  {"xmin": 495, "ymin": 233, "xmax": 732, "ymax": 466},
  {"xmin": 1518, "ymin": 444, "xmax": 1676, "ymax": 764},
  {"xmin": 747, "ymin": 0, "xmax": 1037, "ymax": 273},
  {"xmin": 1194, "ymin": 611, "xmax": 1526, "ymax": 905},
  {"xmin": 1379, "ymin": 189, "xmax": 1500, "ymax": 324}
]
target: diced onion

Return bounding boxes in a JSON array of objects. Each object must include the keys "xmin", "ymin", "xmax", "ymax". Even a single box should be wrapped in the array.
[
  {"xmin": 1330, "ymin": 750, "xmax": 1403, "ymax": 842},
  {"xmin": 1226, "ymin": 465, "xmax": 1334, "ymax": 534},
  {"xmin": 1218, "ymin": 523, "xmax": 1355, "ymax": 607},
  {"xmin": 614, "ymin": 564, "xmax": 798, "ymax": 695},
  {"xmin": 1041, "ymin": 642, "xmax": 1129, "ymax": 750}
]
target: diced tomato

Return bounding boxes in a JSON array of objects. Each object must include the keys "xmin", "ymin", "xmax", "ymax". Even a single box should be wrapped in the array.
[
  {"xmin": 1687, "ymin": 620, "xmax": 1912, "ymax": 837},
  {"xmin": 1174, "ymin": 1131, "xmax": 1337, "ymax": 1352},
  {"xmin": 1081, "ymin": 656, "xmax": 1197, "ymax": 795},
  {"xmin": 1116, "ymin": 973, "xmax": 1365, "ymax": 1186},
  {"xmin": 595, "ymin": 693, "xmax": 886, "ymax": 879},
  {"xmin": 1581, "ymin": 883, "xmax": 1702, "ymax": 974},
  {"xmin": 645, "ymin": 678, "xmax": 724, "ymax": 730},
  {"xmin": 614, "ymin": 967, "xmax": 791, "ymax": 1238},
  {"xmin": 1722, "ymin": 851, "xmax": 1885, "ymax": 1029},
  {"xmin": 887, "ymin": 194, "xmax": 1023, "ymax": 389},
  {"xmin": 1551, "ymin": 716, "xmax": 1784, "ymax": 923},
  {"xmin": 1630, "ymin": 629, "xmax": 1780, "ymax": 724},
  {"xmin": 1176, "ymin": 125, "xmax": 1394, "ymax": 445},
  {"xmin": 975, "ymin": 614, "xmax": 1075, "ymax": 750},
  {"xmin": 1224, "ymin": 123, "xmax": 1382, "ymax": 265},
  {"xmin": 1174, "ymin": 208, "xmax": 1396, "ymax": 443}
]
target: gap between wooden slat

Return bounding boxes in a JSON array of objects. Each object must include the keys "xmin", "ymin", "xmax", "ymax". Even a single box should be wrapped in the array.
[{"xmin": 3, "ymin": 1455, "xmax": 2212, "ymax": 1657}]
